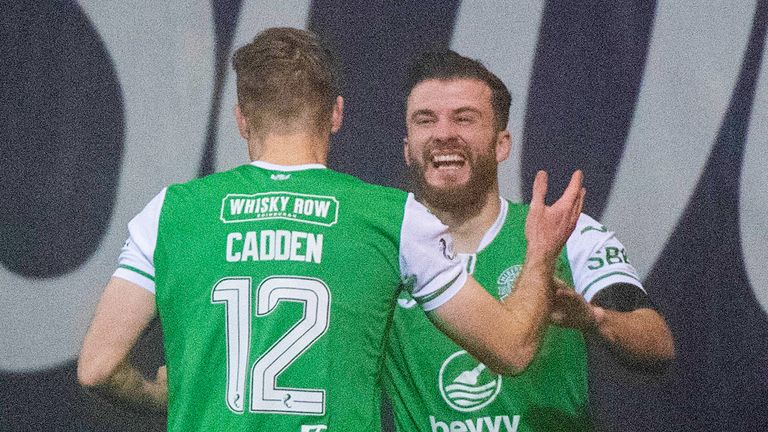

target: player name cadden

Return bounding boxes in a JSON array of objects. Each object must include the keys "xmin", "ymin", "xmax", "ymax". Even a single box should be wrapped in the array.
[
  {"xmin": 226, "ymin": 230, "xmax": 323, "ymax": 264},
  {"xmin": 220, "ymin": 192, "xmax": 339, "ymax": 226}
]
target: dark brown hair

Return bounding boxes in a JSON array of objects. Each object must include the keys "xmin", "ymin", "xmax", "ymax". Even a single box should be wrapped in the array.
[{"xmin": 406, "ymin": 50, "xmax": 511, "ymax": 130}]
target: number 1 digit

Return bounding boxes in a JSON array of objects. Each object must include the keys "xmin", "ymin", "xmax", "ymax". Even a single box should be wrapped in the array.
[{"xmin": 211, "ymin": 277, "xmax": 252, "ymax": 413}]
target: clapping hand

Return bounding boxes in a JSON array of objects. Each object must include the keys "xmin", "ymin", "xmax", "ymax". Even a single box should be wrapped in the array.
[
  {"xmin": 549, "ymin": 278, "xmax": 605, "ymax": 331},
  {"xmin": 524, "ymin": 170, "xmax": 586, "ymax": 265}
]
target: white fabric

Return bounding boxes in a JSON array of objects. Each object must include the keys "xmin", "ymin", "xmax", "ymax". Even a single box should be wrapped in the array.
[
  {"xmin": 250, "ymin": 160, "xmax": 327, "ymax": 171},
  {"xmin": 113, "ymin": 188, "xmax": 166, "ymax": 294},
  {"xmin": 566, "ymin": 213, "xmax": 644, "ymax": 302},
  {"xmin": 476, "ymin": 198, "xmax": 508, "ymax": 253},
  {"xmin": 399, "ymin": 194, "xmax": 468, "ymax": 311}
]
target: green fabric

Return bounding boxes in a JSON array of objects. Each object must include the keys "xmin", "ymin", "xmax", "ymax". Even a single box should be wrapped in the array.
[
  {"xmin": 154, "ymin": 164, "xmax": 408, "ymax": 431},
  {"xmin": 384, "ymin": 202, "xmax": 592, "ymax": 432}
]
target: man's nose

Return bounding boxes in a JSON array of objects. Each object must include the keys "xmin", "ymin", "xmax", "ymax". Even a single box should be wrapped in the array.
[{"xmin": 432, "ymin": 118, "xmax": 459, "ymax": 143}]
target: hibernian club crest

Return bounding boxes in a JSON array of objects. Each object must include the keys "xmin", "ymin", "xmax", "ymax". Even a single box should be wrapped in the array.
[{"xmin": 496, "ymin": 265, "xmax": 522, "ymax": 300}]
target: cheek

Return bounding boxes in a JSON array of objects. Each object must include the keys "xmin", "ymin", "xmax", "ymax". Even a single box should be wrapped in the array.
[
  {"xmin": 465, "ymin": 135, "xmax": 497, "ymax": 159},
  {"xmin": 405, "ymin": 137, "xmax": 428, "ymax": 162}
]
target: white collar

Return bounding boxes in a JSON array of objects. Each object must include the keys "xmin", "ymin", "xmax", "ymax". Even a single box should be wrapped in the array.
[
  {"xmin": 250, "ymin": 160, "xmax": 327, "ymax": 172},
  {"xmin": 475, "ymin": 197, "xmax": 508, "ymax": 253}
]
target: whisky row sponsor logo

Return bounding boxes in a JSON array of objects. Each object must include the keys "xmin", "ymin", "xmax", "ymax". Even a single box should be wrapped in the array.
[{"xmin": 221, "ymin": 192, "xmax": 339, "ymax": 227}]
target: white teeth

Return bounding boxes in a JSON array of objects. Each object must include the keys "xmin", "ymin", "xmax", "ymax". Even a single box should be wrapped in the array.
[{"xmin": 433, "ymin": 154, "xmax": 465, "ymax": 163}]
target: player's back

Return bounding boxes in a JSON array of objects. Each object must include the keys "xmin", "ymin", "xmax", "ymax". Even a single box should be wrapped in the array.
[{"xmin": 154, "ymin": 162, "xmax": 408, "ymax": 431}]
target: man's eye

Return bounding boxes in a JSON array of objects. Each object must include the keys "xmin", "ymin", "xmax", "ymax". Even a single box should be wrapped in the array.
[{"xmin": 415, "ymin": 118, "xmax": 435, "ymax": 125}]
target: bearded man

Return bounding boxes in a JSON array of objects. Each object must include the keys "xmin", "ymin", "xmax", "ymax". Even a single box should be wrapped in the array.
[{"xmin": 384, "ymin": 50, "xmax": 675, "ymax": 432}]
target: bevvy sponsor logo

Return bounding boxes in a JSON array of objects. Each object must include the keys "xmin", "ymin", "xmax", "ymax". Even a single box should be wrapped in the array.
[
  {"xmin": 429, "ymin": 415, "xmax": 520, "ymax": 432},
  {"xmin": 438, "ymin": 351, "xmax": 502, "ymax": 412}
]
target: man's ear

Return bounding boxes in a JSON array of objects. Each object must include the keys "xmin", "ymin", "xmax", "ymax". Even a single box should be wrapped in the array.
[
  {"xmin": 403, "ymin": 136, "xmax": 413, "ymax": 165},
  {"xmin": 331, "ymin": 96, "xmax": 344, "ymax": 133},
  {"xmin": 495, "ymin": 129, "xmax": 511, "ymax": 163},
  {"xmin": 235, "ymin": 105, "xmax": 249, "ymax": 140}
]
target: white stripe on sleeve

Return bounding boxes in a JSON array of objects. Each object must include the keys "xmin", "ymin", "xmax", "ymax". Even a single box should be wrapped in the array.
[{"xmin": 112, "ymin": 188, "xmax": 166, "ymax": 294}]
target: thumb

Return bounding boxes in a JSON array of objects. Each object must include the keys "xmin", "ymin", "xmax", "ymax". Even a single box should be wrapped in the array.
[{"xmin": 156, "ymin": 365, "xmax": 167, "ymax": 383}]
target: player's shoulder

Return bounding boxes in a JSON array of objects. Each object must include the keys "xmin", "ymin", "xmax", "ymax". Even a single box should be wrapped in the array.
[
  {"xmin": 181, "ymin": 164, "xmax": 251, "ymax": 186},
  {"xmin": 572, "ymin": 213, "xmax": 608, "ymax": 237},
  {"xmin": 328, "ymin": 171, "xmax": 409, "ymax": 204},
  {"xmin": 162, "ymin": 164, "xmax": 253, "ymax": 198}
]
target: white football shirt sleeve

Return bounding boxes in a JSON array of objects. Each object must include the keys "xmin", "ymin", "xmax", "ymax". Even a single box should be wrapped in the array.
[
  {"xmin": 566, "ymin": 213, "xmax": 645, "ymax": 302},
  {"xmin": 112, "ymin": 188, "xmax": 167, "ymax": 294},
  {"xmin": 399, "ymin": 194, "xmax": 468, "ymax": 311}
]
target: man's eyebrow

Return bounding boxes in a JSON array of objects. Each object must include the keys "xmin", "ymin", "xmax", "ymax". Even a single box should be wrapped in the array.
[
  {"xmin": 453, "ymin": 107, "xmax": 482, "ymax": 116},
  {"xmin": 409, "ymin": 109, "xmax": 436, "ymax": 118}
]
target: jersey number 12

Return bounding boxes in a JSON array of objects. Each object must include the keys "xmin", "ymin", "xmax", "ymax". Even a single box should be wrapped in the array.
[{"xmin": 211, "ymin": 276, "xmax": 331, "ymax": 415}]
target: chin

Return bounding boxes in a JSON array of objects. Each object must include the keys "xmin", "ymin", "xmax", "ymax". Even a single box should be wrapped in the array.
[
  {"xmin": 425, "ymin": 170, "xmax": 471, "ymax": 188},
  {"xmin": 423, "ymin": 184, "xmax": 483, "ymax": 211}
]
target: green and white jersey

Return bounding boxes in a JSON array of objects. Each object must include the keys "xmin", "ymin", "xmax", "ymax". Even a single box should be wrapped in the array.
[
  {"xmin": 384, "ymin": 199, "xmax": 644, "ymax": 432},
  {"xmin": 113, "ymin": 161, "xmax": 468, "ymax": 432}
]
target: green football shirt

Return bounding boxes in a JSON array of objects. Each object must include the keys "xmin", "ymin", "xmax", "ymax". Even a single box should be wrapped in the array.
[
  {"xmin": 113, "ymin": 161, "xmax": 468, "ymax": 432},
  {"xmin": 384, "ymin": 199, "xmax": 644, "ymax": 432}
]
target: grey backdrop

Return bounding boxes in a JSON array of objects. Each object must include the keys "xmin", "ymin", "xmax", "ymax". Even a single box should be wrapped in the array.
[{"xmin": 2, "ymin": 1, "xmax": 767, "ymax": 431}]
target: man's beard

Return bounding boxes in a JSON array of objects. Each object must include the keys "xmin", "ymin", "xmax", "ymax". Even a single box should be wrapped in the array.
[{"xmin": 407, "ymin": 146, "xmax": 498, "ymax": 214}]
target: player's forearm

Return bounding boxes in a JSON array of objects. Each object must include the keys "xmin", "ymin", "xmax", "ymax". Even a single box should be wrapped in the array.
[
  {"xmin": 81, "ymin": 360, "xmax": 167, "ymax": 415},
  {"xmin": 594, "ymin": 308, "xmax": 675, "ymax": 366},
  {"xmin": 429, "ymin": 267, "xmax": 554, "ymax": 376},
  {"xmin": 497, "ymin": 254, "xmax": 556, "ymax": 371}
]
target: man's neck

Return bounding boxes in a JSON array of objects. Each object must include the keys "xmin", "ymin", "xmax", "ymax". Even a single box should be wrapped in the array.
[
  {"xmin": 429, "ymin": 189, "xmax": 501, "ymax": 254},
  {"xmin": 248, "ymin": 130, "xmax": 329, "ymax": 166}
]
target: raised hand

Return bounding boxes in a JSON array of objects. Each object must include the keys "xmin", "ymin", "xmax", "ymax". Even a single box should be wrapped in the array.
[{"xmin": 524, "ymin": 170, "xmax": 585, "ymax": 264}]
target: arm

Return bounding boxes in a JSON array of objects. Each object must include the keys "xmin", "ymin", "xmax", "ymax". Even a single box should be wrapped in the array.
[
  {"xmin": 550, "ymin": 281, "xmax": 675, "ymax": 367},
  {"xmin": 430, "ymin": 170, "xmax": 585, "ymax": 375},
  {"xmin": 77, "ymin": 277, "xmax": 167, "ymax": 414}
]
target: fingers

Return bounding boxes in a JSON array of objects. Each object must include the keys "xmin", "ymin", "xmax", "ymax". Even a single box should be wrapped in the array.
[
  {"xmin": 555, "ymin": 170, "xmax": 585, "ymax": 231},
  {"xmin": 569, "ymin": 186, "xmax": 586, "ymax": 228},
  {"xmin": 546, "ymin": 170, "xmax": 582, "ymax": 210},
  {"xmin": 531, "ymin": 170, "xmax": 584, "ymax": 210},
  {"xmin": 156, "ymin": 365, "xmax": 167, "ymax": 383},
  {"xmin": 530, "ymin": 170, "xmax": 548, "ymax": 210},
  {"xmin": 555, "ymin": 170, "xmax": 583, "ymax": 206},
  {"xmin": 567, "ymin": 170, "xmax": 584, "ymax": 195}
]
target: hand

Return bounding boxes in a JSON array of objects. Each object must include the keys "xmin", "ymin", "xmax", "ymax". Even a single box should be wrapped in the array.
[
  {"xmin": 155, "ymin": 365, "xmax": 167, "ymax": 386},
  {"xmin": 525, "ymin": 170, "xmax": 585, "ymax": 264},
  {"xmin": 147, "ymin": 365, "xmax": 168, "ymax": 410},
  {"xmin": 549, "ymin": 280, "xmax": 605, "ymax": 331}
]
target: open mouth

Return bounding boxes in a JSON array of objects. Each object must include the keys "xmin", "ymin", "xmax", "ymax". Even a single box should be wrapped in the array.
[{"xmin": 431, "ymin": 154, "xmax": 466, "ymax": 170}]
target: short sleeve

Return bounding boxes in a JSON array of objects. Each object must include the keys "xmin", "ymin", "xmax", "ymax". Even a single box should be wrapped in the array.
[
  {"xmin": 566, "ymin": 213, "xmax": 644, "ymax": 302},
  {"xmin": 399, "ymin": 194, "xmax": 468, "ymax": 311},
  {"xmin": 112, "ymin": 188, "xmax": 167, "ymax": 294}
]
